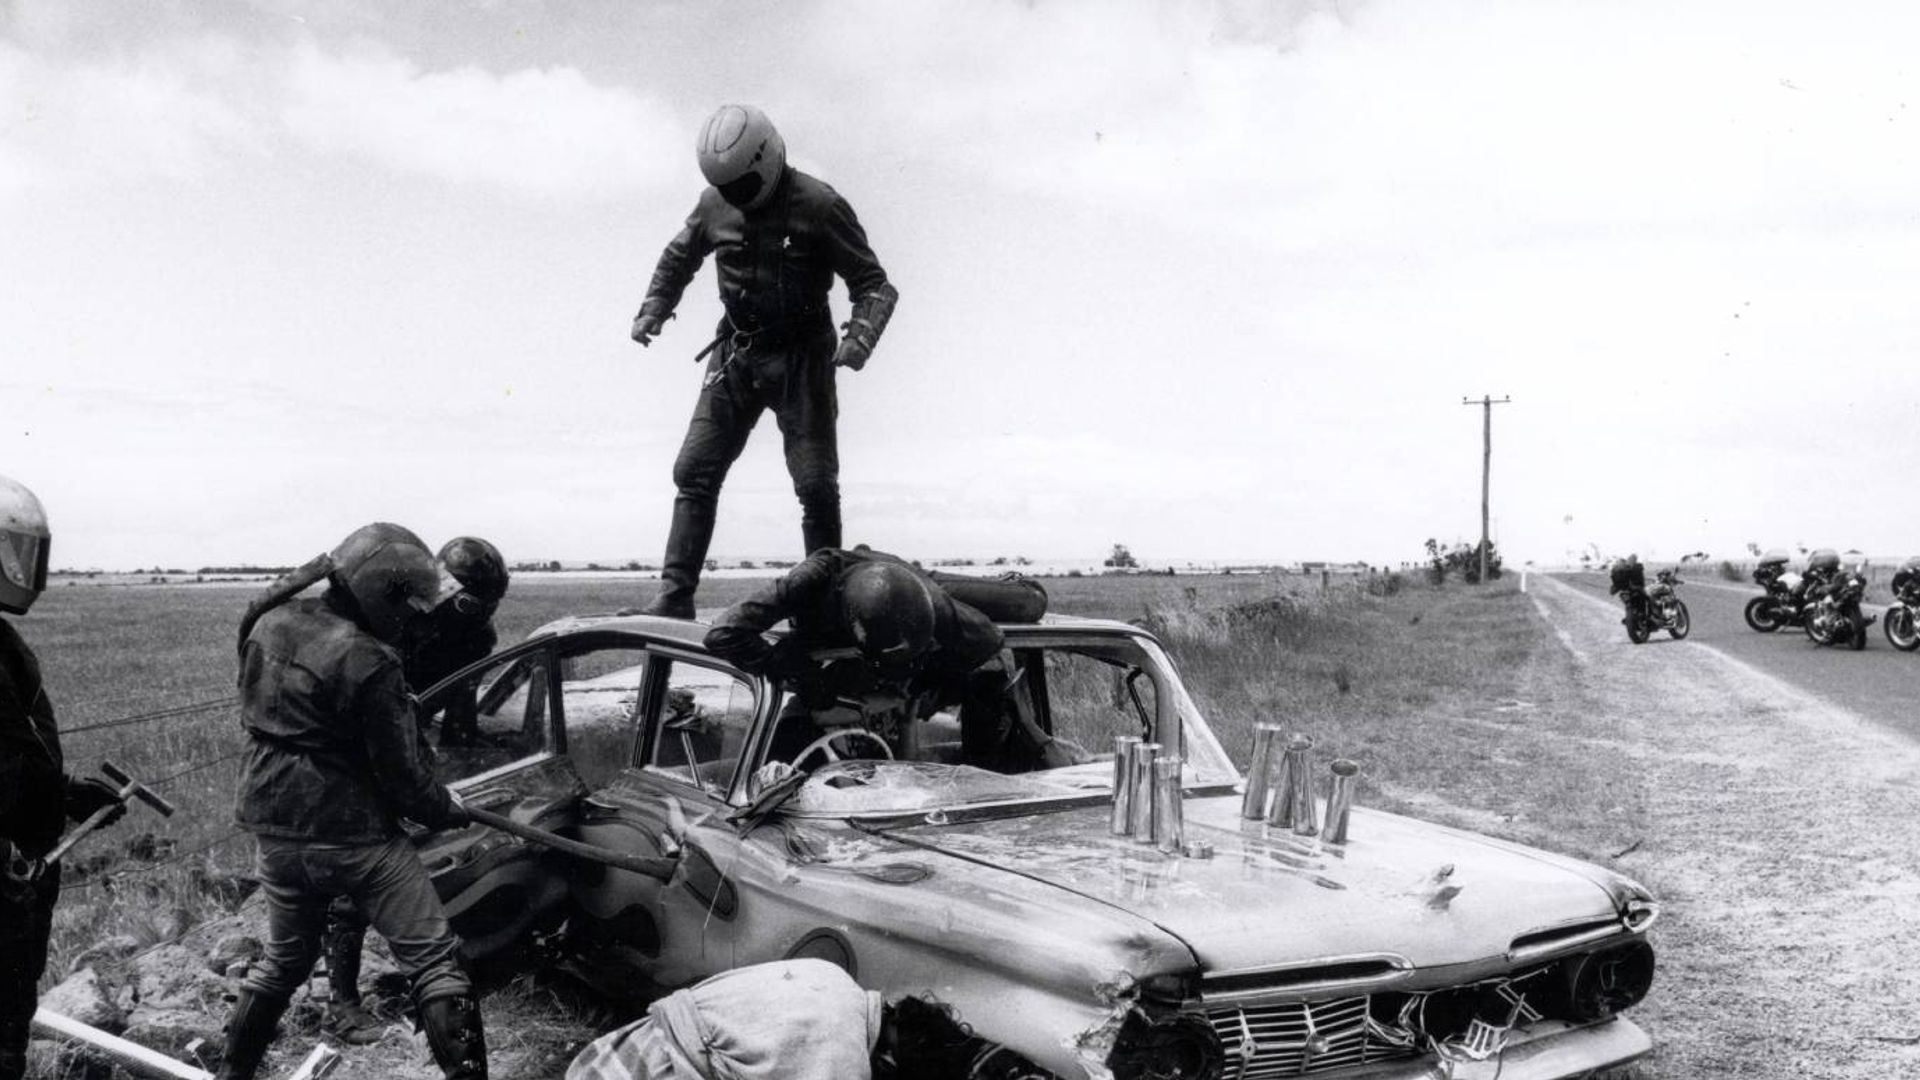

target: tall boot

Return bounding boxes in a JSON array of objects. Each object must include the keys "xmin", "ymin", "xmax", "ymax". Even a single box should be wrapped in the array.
[
  {"xmin": 642, "ymin": 499, "xmax": 715, "ymax": 619},
  {"xmin": 800, "ymin": 500, "xmax": 841, "ymax": 560},
  {"xmin": 419, "ymin": 994, "xmax": 488, "ymax": 1080},
  {"xmin": 216, "ymin": 989, "xmax": 289, "ymax": 1080}
]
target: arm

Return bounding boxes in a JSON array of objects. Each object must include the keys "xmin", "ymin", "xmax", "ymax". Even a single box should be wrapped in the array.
[
  {"xmin": 0, "ymin": 668, "xmax": 56, "ymax": 824},
  {"xmin": 823, "ymin": 195, "xmax": 897, "ymax": 370},
  {"xmin": 636, "ymin": 204, "xmax": 715, "ymax": 325},
  {"xmin": 704, "ymin": 553, "xmax": 840, "ymax": 673},
  {"xmin": 354, "ymin": 658, "xmax": 462, "ymax": 829}
]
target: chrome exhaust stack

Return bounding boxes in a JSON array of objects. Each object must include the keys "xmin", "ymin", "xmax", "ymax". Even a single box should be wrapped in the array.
[
  {"xmin": 1265, "ymin": 733, "xmax": 1319, "ymax": 836},
  {"xmin": 1130, "ymin": 742, "xmax": 1163, "ymax": 842},
  {"xmin": 1323, "ymin": 758, "xmax": 1359, "ymax": 844},
  {"xmin": 1152, "ymin": 756, "xmax": 1185, "ymax": 854},
  {"xmin": 1240, "ymin": 722, "xmax": 1283, "ymax": 821},
  {"xmin": 1111, "ymin": 735, "xmax": 1142, "ymax": 836}
]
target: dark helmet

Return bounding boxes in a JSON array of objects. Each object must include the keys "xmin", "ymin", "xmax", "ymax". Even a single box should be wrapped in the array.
[
  {"xmin": 1903, "ymin": 555, "xmax": 1920, "ymax": 574},
  {"xmin": 0, "ymin": 474, "xmax": 50, "ymax": 616},
  {"xmin": 438, "ymin": 536, "xmax": 509, "ymax": 606},
  {"xmin": 697, "ymin": 104, "xmax": 786, "ymax": 210},
  {"xmin": 840, "ymin": 562, "xmax": 936, "ymax": 680},
  {"xmin": 328, "ymin": 523, "xmax": 456, "ymax": 645}
]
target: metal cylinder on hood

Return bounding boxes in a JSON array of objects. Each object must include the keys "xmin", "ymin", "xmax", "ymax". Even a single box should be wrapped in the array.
[
  {"xmin": 1152, "ymin": 757, "xmax": 1185, "ymax": 853},
  {"xmin": 1323, "ymin": 758, "xmax": 1359, "ymax": 844},
  {"xmin": 1240, "ymin": 722, "xmax": 1283, "ymax": 821},
  {"xmin": 1110, "ymin": 735, "xmax": 1142, "ymax": 836},
  {"xmin": 1130, "ymin": 742, "xmax": 1162, "ymax": 842}
]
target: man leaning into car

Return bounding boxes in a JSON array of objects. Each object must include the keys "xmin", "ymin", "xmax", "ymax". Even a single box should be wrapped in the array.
[{"xmin": 703, "ymin": 546, "xmax": 1070, "ymax": 771}]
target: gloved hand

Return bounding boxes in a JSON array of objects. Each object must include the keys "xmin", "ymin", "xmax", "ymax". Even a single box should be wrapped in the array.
[
  {"xmin": 66, "ymin": 777, "xmax": 127, "ymax": 827},
  {"xmin": 832, "ymin": 332, "xmax": 872, "ymax": 371},
  {"xmin": 631, "ymin": 314, "xmax": 665, "ymax": 346},
  {"xmin": 1, "ymin": 840, "xmax": 44, "ymax": 903},
  {"xmin": 761, "ymin": 638, "xmax": 818, "ymax": 683}
]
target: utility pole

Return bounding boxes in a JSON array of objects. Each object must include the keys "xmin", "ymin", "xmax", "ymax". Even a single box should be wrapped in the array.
[{"xmin": 1461, "ymin": 395, "xmax": 1511, "ymax": 584}]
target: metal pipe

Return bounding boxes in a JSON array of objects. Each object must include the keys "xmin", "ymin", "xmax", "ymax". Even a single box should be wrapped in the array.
[
  {"xmin": 465, "ymin": 806, "xmax": 676, "ymax": 880},
  {"xmin": 1129, "ymin": 742, "xmax": 1162, "ymax": 841},
  {"xmin": 1265, "ymin": 734, "xmax": 1314, "ymax": 830},
  {"xmin": 1323, "ymin": 758, "xmax": 1359, "ymax": 844},
  {"xmin": 1111, "ymin": 735, "xmax": 1142, "ymax": 836},
  {"xmin": 1152, "ymin": 757, "xmax": 1185, "ymax": 854},
  {"xmin": 1240, "ymin": 723, "xmax": 1282, "ymax": 821},
  {"xmin": 32, "ymin": 1008, "xmax": 213, "ymax": 1080}
]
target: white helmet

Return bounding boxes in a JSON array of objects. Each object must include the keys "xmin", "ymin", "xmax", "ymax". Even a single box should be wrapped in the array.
[
  {"xmin": 0, "ymin": 474, "xmax": 49, "ymax": 615},
  {"xmin": 697, "ymin": 104, "xmax": 786, "ymax": 210}
]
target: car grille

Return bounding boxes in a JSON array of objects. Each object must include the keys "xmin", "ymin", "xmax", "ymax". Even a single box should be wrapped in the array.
[{"xmin": 1206, "ymin": 996, "xmax": 1415, "ymax": 1078}]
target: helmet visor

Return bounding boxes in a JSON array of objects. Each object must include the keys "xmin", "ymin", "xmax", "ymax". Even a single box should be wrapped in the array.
[
  {"xmin": 0, "ymin": 530, "xmax": 47, "ymax": 594},
  {"xmin": 716, "ymin": 171, "xmax": 764, "ymax": 208}
]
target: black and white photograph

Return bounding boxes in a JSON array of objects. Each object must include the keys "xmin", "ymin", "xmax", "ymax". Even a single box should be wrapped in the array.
[{"xmin": 4, "ymin": 2, "xmax": 1918, "ymax": 1077}]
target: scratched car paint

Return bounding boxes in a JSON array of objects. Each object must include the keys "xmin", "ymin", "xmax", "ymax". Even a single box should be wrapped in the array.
[{"xmin": 409, "ymin": 613, "xmax": 1658, "ymax": 1080}]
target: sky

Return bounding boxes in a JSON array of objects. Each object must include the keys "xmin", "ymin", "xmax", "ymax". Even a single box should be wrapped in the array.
[{"xmin": 5, "ymin": 0, "xmax": 1920, "ymax": 571}]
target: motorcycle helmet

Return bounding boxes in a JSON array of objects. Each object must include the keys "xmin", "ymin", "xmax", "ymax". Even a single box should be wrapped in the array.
[
  {"xmin": 840, "ymin": 561, "xmax": 937, "ymax": 683},
  {"xmin": 1903, "ymin": 556, "xmax": 1920, "ymax": 574},
  {"xmin": 697, "ymin": 105, "xmax": 786, "ymax": 211},
  {"xmin": 1757, "ymin": 549, "xmax": 1789, "ymax": 568},
  {"xmin": 1806, "ymin": 549, "xmax": 1840, "ymax": 575},
  {"xmin": 438, "ymin": 536, "xmax": 510, "ymax": 615},
  {"xmin": 0, "ymin": 474, "xmax": 50, "ymax": 615},
  {"xmin": 328, "ymin": 523, "xmax": 457, "ymax": 645}
]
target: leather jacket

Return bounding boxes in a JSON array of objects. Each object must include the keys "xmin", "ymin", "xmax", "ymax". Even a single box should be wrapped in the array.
[
  {"xmin": 637, "ymin": 167, "xmax": 890, "ymax": 344},
  {"xmin": 233, "ymin": 592, "xmax": 459, "ymax": 842},
  {"xmin": 705, "ymin": 548, "xmax": 1003, "ymax": 690},
  {"xmin": 0, "ymin": 619, "xmax": 66, "ymax": 857}
]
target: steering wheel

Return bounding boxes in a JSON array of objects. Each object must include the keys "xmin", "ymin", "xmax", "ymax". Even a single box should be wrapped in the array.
[{"xmin": 791, "ymin": 728, "xmax": 895, "ymax": 773}]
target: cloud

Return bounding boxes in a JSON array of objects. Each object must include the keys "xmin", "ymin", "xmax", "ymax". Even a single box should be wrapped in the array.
[
  {"xmin": 0, "ymin": 29, "xmax": 682, "ymax": 199},
  {"xmin": 280, "ymin": 42, "xmax": 683, "ymax": 199}
]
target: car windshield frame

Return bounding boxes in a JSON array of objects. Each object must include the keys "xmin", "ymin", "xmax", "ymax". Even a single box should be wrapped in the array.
[{"xmin": 770, "ymin": 624, "xmax": 1241, "ymax": 821}]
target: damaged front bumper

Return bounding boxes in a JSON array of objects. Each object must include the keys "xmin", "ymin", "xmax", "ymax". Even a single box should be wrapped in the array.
[{"xmin": 1297, "ymin": 1017, "xmax": 1652, "ymax": 1080}]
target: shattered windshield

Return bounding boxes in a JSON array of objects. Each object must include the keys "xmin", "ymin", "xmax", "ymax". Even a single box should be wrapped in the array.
[{"xmin": 781, "ymin": 631, "xmax": 1238, "ymax": 817}]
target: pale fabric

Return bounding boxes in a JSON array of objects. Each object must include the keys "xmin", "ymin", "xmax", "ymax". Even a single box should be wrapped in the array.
[{"xmin": 566, "ymin": 959, "xmax": 883, "ymax": 1080}]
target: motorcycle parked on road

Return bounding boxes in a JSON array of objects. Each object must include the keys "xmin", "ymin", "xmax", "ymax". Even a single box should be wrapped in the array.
[
  {"xmin": 1743, "ymin": 553, "xmax": 1813, "ymax": 633},
  {"xmin": 1884, "ymin": 558, "xmax": 1920, "ymax": 652},
  {"xmin": 1805, "ymin": 563, "xmax": 1874, "ymax": 651},
  {"xmin": 1626, "ymin": 568, "xmax": 1691, "ymax": 644}
]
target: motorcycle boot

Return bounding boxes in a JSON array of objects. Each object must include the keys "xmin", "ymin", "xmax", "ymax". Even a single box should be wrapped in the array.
[
  {"xmin": 216, "ymin": 989, "xmax": 290, "ymax": 1080},
  {"xmin": 800, "ymin": 502, "xmax": 841, "ymax": 560},
  {"xmin": 641, "ymin": 499, "xmax": 714, "ymax": 619},
  {"xmin": 419, "ymin": 994, "xmax": 488, "ymax": 1080}
]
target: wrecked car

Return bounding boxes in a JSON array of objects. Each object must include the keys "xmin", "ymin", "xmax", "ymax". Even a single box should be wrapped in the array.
[{"xmin": 408, "ymin": 612, "xmax": 1657, "ymax": 1080}]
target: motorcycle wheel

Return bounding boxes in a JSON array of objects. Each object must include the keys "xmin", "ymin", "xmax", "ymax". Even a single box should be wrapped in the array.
[
  {"xmin": 1805, "ymin": 614, "xmax": 1828, "ymax": 645},
  {"xmin": 1668, "ymin": 600, "xmax": 1691, "ymax": 640},
  {"xmin": 1885, "ymin": 606, "xmax": 1920, "ymax": 652},
  {"xmin": 1743, "ymin": 596, "xmax": 1781, "ymax": 633},
  {"xmin": 1627, "ymin": 616, "xmax": 1651, "ymax": 645}
]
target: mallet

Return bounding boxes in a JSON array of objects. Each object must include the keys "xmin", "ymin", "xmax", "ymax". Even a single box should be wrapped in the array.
[{"xmin": 41, "ymin": 760, "xmax": 175, "ymax": 867}]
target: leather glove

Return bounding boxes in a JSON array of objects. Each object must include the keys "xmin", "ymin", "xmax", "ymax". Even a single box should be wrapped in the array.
[
  {"xmin": 832, "ymin": 333, "xmax": 872, "ymax": 371},
  {"xmin": 1, "ymin": 840, "xmax": 44, "ymax": 903},
  {"xmin": 631, "ymin": 314, "xmax": 665, "ymax": 346},
  {"xmin": 66, "ymin": 777, "xmax": 127, "ymax": 827}
]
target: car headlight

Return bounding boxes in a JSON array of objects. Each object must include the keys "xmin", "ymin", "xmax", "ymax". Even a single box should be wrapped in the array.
[{"xmin": 1108, "ymin": 1012, "xmax": 1222, "ymax": 1080}]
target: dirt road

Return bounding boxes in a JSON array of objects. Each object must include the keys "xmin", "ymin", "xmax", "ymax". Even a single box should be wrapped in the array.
[{"xmin": 1525, "ymin": 575, "xmax": 1920, "ymax": 1078}]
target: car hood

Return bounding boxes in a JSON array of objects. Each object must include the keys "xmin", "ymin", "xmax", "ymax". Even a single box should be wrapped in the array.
[{"xmin": 881, "ymin": 795, "xmax": 1631, "ymax": 977}]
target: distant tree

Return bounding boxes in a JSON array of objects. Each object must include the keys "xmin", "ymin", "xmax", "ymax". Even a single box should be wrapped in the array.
[
  {"xmin": 1104, "ymin": 544, "xmax": 1139, "ymax": 569},
  {"xmin": 1746, "ymin": 542, "xmax": 1762, "ymax": 558},
  {"xmin": 547, "ymin": 560, "xmax": 563, "ymax": 572}
]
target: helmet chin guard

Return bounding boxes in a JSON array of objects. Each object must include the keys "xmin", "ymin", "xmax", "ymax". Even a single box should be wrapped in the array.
[{"xmin": 697, "ymin": 104, "xmax": 786, "ymax": 210}]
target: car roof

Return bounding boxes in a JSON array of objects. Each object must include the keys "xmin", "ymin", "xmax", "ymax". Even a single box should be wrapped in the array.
[{"xmin": 527, "ymin": 610, "xmax": 1147, "ymax": 648}]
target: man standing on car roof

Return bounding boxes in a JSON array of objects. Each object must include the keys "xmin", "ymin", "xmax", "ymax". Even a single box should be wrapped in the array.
[
  {"xmin": 631, "ymin": 104, "xmax": 899, "ymax": 619},
  {"xmin": 0, "ymin": 475, "xmax": 129, "ymax": 1080},
  {"xmin": 216, "ymin": 524, "xmax": 487, "ymax": 1080},
  {"xmin": 704, "ymin": 547, "xmax": 1069, "ymax": 771}
]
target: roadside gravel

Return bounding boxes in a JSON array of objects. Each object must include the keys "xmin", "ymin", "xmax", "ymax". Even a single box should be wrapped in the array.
[{"xmin": 1527, "ymin": 576, "xmax": 1920, "ymax": 1078}]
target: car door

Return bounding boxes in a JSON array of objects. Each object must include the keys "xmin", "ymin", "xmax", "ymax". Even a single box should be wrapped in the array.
[
  {"xmin": 565, "ymin": 644, "xmax": 766, "ymax": 991},
  {"xmin": 411, "ymin": 636, "xmax": 589, "ymax": 966}
]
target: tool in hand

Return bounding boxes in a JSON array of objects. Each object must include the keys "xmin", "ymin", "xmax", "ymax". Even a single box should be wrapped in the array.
[{"xmin": 40, "ymin": 760, "xmax": 176, "ymax": 868}]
